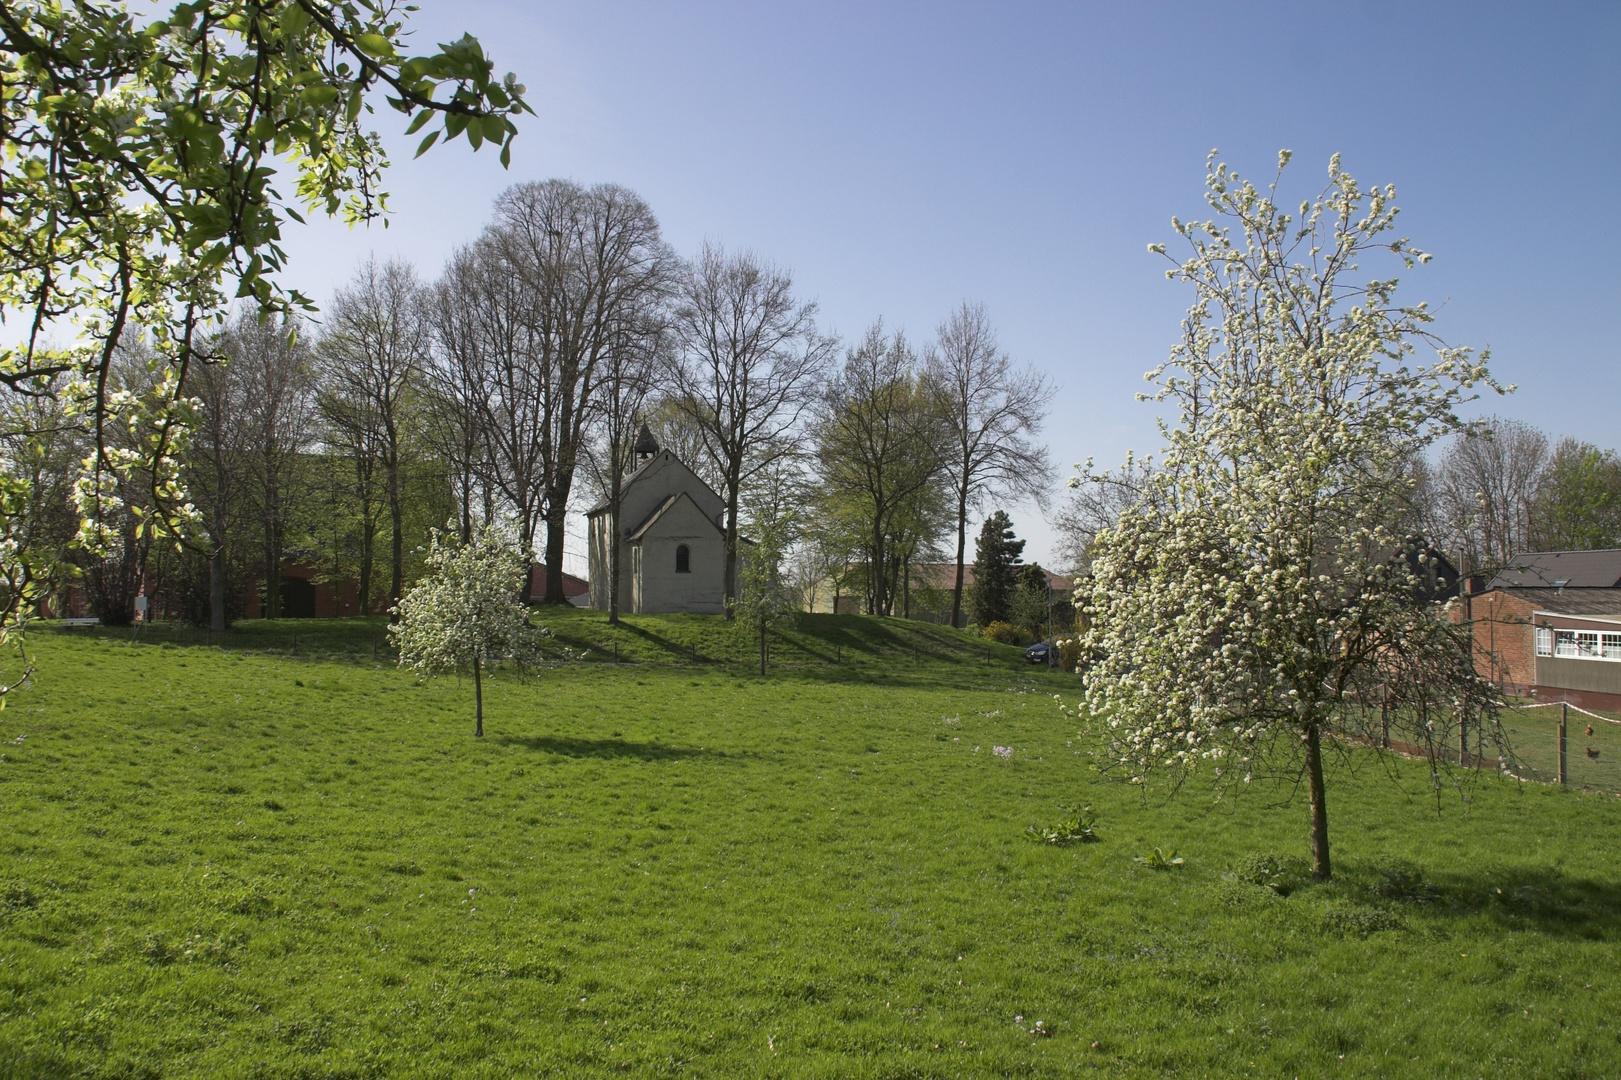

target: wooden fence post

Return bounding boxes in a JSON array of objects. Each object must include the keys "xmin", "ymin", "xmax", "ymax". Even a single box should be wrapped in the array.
[{"xmin": 1559, "ymin": 702, "xmax": 1568, "ymax": 786}]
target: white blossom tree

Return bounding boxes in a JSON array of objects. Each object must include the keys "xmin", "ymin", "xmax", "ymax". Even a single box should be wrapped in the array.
[
  {"xmin": 390, "ymin": 528, "xmax": 542, "ymax": 737},
  {"xmin": 1074, "ymin": 150, "xmax": 1507, "ymax": 881}
]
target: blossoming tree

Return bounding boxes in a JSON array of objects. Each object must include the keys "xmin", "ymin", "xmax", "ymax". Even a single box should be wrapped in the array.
[
  {"xmin": 390, "ymin": 528, "xmax": 542, "ymax": 737},
  {"xmin": 1074, "ymin": 151, "xmax": 1506, "ymax": 880},
  {"xmin": 0, "ymin": 0, "xmax": 530, "ymax": 698}
]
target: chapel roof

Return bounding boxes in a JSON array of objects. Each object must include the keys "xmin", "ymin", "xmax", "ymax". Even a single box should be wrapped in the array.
[
  {"xmin": 623, "ymin": 491, "xmax": 723, "ymax": 543},
  {"xmin": 585, "ymin": 448, "xmax": 718, "ymax": 517}
]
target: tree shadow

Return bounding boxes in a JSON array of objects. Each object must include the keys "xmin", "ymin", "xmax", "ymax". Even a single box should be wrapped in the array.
[
  {"xmin": 1406, "ymin": 865, "xmax": 1621, "ymax": 941},
  {"xmin": 493, "ymin": 734, "xmax": 732, "ymax": 761}
]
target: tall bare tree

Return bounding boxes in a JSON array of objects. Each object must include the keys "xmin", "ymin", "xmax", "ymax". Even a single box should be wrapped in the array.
[
  {"xmin": 433, "ymin": 235, "xmax": 548, "ymax": 556},
  {"xmin": 318, "ymin": 259, "xmax": 428, "ymax": 614},
  {"xmin": 226, "ymin": 314, "xmax": 315, "ymax": 618},
  {"xmin": 925, "ymin": 302, "xmax": 1051, "ymax": 626},
  {"xmin": 492, "ymin": 180, "xmax": 672, "ymax": 603},
  {"xmin": 814, "ymin": 323, "xmax": 952, "ymax": 616},
  {"xmin": 585, "ymin": 304, "xmax": 665, "ymax": 623},
  {"xmin": 1430, "ymin": 417, "xmax": 1548, "ymax": 576},
  {"xmin": 666, "ymin": 243, "xmax": 836, "ymax": 618},
  {"xmin": 188, "ymin": 324, "xmax": 255, "ymax": 632}
]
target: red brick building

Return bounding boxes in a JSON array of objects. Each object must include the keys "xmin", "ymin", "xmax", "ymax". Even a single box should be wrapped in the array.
[{"xmin": 1450, "ymin": 550, "xmax": 1621, "ymax": 710}]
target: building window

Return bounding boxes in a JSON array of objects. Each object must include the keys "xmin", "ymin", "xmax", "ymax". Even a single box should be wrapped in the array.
[
  {"xmin": 675, "ymin": 544, "xmax": 690, "ymax": 574},
  {"xmin": 1554, "ymin": 630, "xmax": 1578, "ymax": 658},
  {"xmin": 1577, "ymin": 631, "xmax": 1602, "ymax": 658},
  {"xmin": 1605, "ymin": 632, "xmax": 1621, "ymax": 661},
  {"xmin": 1535, "ymin": 627, "xmax": 1552, "ymax": 657}
]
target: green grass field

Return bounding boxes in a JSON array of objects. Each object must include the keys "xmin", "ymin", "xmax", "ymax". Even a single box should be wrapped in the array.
[{"xmin": 2, "ymin": 611, "xmax": 1619, "ymax": 1078}]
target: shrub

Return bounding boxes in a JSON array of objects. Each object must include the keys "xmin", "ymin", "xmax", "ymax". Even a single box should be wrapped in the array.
[
  {"xmin": 1134, "ymin": 847, "xmax": 1185, "ymax": 869},
  {"xmin": 982, "ymin": 621, "xmax": 1032, "ymax": 646},
  {"xmin": 1025, "ymin": 805, "xmax": 1099, "ymax": 845}
]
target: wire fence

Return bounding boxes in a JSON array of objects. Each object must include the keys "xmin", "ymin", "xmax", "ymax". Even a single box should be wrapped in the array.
[{"xmin": 1501, "ymin": 701, "xmax": 1621, "ymax": 793}]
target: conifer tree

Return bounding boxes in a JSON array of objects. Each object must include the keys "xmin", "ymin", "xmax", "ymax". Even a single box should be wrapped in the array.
[{"xmin": 969, "ymin": 511, "xmax": 1024, "ymax": 626}]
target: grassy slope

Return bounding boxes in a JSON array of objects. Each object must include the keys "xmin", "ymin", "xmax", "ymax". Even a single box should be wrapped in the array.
[{"xmin": 1, "ymin": 613, "xmax": 1619, "ymax": 1078}]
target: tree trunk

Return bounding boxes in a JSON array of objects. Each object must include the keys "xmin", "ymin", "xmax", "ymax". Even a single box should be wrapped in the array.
[
  {"xmin": 264, "ymin": 517, "xmax": 281, "ymax": 619},
  {"xmin": 388, "ymin": 455, "xmax": 404, "ymax": 618},
  {"xmin": 722, "ymin": 468, "xmax": 741, "ymax": 620},
  {"xmin": 759, "ymin": 621, "xmax": 767, "ymax": 676},
  {"xmin": 473, "ymin": 655, "xmax": 484, "ymax": 738},
  {"xmin": 359, "ymin": 514, "xmax": 375, "ymax": 617},
  {"xmin": 870, "ymin": 522, "xmax": 887, "ymax": 616},
  {"xmin": 208, "ymin": 546, "xmax": 227, "ymax": 634},
  {"xmin": 543, "ymin": 507, "xmax": 568, "ymax": 604},
  {"xmin": 951, "ymin": 490, "xmax": 968, "ymax": 628},
  {"xmin": 608, "ymin": 461, "xmax": 623, "ymax": 624},
  {"xmin": 1304, "ymin": 720, "xmax": 1331, "ymax": 880},
  {"xmin": 460, "ymin": 472, "xmax": 472, "ymax": 542}
]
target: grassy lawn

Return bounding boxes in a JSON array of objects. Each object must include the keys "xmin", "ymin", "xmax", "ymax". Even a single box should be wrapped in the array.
[{"xmin": 2, "ymin": 612, "xmax": 1619, "ymax": 1078}]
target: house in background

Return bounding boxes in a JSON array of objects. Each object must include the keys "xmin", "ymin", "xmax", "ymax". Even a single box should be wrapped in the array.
[
  {"xmin": 585, "ymin": 428, "xmax": 735, "ymax": 615},
  {"xmin": 1450, "ymin": 549, "xmax": 1621, "ymax": 710},
  {"xmin": 527, "ymin": 565, "xmax": 591, "ymax": 607}
]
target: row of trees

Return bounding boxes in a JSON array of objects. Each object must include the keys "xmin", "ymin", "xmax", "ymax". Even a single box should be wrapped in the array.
[
  {"xmin": 1052, "ymin": 419, "xmax": 1621, "ymax": 584},
  {"xmin": 1415, "ymin": 419, "xmax": 1621, "ymax": 575},
  {"xmin": 13, "ymin": 177, "xmax": 1055, "ymax": 631}
]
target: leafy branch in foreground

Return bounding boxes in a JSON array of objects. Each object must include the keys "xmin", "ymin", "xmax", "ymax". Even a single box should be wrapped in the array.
[{"xmin": 0, "ymin": 0, "xmax": 530, "ymax": 696}]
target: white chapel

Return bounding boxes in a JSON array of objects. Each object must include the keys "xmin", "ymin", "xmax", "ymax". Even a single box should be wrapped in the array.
[{"xmin": 585, "ymin": 426, "xmax": 734, "ymax": 614}]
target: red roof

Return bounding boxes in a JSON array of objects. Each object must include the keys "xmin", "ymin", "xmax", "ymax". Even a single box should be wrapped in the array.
[{"xmin": 528, "ymin": 566, "xmax": 590, "ymax": 602}]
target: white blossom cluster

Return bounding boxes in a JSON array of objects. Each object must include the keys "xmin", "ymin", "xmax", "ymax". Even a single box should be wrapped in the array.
[
  {"xmin": 1072, "ymin": 150, "xmax": 1504, "ymax": 790},
  {"xmin": 389, "ymin": 528, "xmax": 547, "ymax": 679}
]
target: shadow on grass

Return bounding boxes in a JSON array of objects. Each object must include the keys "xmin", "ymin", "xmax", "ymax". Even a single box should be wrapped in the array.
[
  {"xmin": 1422, "ymin": 866, "xmax": 1621, "ymax": 940},
  {"xmin": 493, "ymin": 734, "xmax": 730, "ymax": 761}
]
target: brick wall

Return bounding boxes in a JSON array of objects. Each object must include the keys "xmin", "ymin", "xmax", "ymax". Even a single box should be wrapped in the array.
[{"xmin": 1448, "ymin": 590, "xmax": 1538, "ymax": 694}]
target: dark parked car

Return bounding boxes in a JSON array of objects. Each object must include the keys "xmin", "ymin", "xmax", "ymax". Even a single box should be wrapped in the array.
[{"xmin": 1025, "ymin": 641, "xmax": 1056, "ymax": 665}]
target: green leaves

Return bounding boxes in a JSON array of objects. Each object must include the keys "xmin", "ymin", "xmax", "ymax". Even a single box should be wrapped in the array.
[
  {"xmin": 0, "ymin": 0, "xmax": 533, "ymax": 687},
  {"xmin": 354, "ymin": 33, "xmax": 394, "ymax": 59}
]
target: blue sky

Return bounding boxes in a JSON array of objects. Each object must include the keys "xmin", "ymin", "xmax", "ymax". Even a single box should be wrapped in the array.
[{"xmin": 280, "ymin": 1, "xmax": 1621, "ymax": 567}]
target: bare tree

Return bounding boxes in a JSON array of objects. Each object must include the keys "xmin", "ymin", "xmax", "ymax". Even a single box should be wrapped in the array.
[
  {"xmin": 1051, "ymin": 453, "xmax": 1161, "ymax": 578},
  {"xmin": 492, "ymin": 179, "xmax": 673, "ymax": 604},
  {"xmin": 814, "ymin": 323, "xmax": 952, "ymax": 616},
  {"xmin": 584, "ymin": 304, "xmax": 665, "ymax": 623},
  {"xmin": 188, "ymin": 328, "xmax": 254, "ymax": 631},
  {"xmin": 318, "ymin": 258, "xmax": 428, "ymax": 614},
  {"xmin": 643, "ymin": 394, "xmax": 724, "ymax": 491},
  {"xmin": 422, "ymin": 260, "xmax": 494, "ymax": 543},
  {"xmin": 666, "ymin": 243, "xmax": 836, "ymax": 618},
  {"xmin": 225, "ymin": 314, "xmax": 316, "ymax": 618},
  {"xmin": 1431, "ymin": 418, "xmax": 1548, "ymax": 576},
  {"xmin": 925, "ymin": 302, "xmax": 1051, "ymax": 626},
  {"xmin": 433, "ymin": 235, "xmax": 548, "ymax": 557}
]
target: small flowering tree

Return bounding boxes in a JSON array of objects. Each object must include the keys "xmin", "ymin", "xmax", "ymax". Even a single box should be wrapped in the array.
[
  {"xmin": 732, "ymin": 508, "xmax": 796, "ymax": 676},
  {"xmin": 1074, "ymin": 151, "xmax": 1506, "ymax": 880},
  {"xmin": 390, "ymin": 528, "xmax": 543, "ymax": 737}
]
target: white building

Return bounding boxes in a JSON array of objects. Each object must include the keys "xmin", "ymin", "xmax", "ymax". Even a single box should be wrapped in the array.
[{"xmin": 585, "ymin": 428, "xmax": 734, "ymax": 614}]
